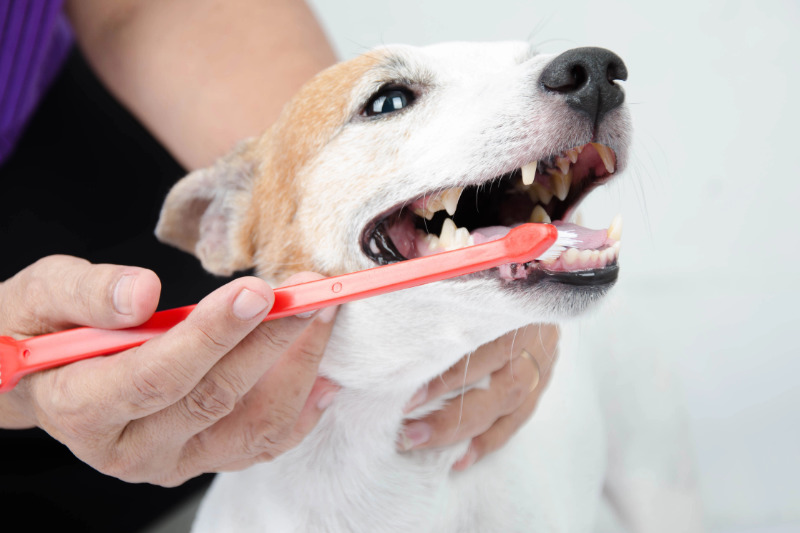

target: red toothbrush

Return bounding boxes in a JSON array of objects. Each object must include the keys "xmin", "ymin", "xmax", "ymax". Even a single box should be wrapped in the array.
[{"xmin": 0, "ymin": 223, "xmax": 575, "ymax": 393}]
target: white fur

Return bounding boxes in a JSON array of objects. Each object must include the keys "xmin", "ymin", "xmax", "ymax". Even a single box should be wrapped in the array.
[{"xmin": 158, "ymin": 41, "xmax": 702, "ymax": 532}]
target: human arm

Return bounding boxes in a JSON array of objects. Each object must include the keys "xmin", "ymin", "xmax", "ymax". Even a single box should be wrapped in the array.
[{"xmin": 65, "ymin": 0, "xmax": 337, "ymax": 170}]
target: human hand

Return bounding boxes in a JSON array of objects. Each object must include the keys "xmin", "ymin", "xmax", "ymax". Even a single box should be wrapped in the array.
[
  {"xmin": 398, "ymin": 324, "xmax": 559, "ymax": 470},
  {"xmin": 0, "ymin": 255, "xmax": 339, "ymax": 486}
]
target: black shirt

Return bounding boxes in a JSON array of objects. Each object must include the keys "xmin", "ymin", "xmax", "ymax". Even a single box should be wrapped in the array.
[{"xmin": 0, "ymin": 48, "xmax": 233, "ymax": 532}]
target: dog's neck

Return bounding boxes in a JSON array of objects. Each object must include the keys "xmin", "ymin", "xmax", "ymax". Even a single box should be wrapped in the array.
[
  {"xmin": 249, "ymin": 284, "xmax": 531, "ymax": 528},
  {"xmin": 261, "ymin": 375, "xmax": 470, "ymax": 532},
  {"xmin": 317, "ymin": 281, "xmax": 536, "ymax": 390}
]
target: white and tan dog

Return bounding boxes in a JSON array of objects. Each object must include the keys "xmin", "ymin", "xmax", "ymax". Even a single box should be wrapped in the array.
[{"xmin": 157, "ymin": 42, "xmax": 701, "ymax": 532}]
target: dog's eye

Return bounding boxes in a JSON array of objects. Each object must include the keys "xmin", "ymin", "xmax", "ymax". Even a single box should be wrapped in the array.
[{"xmin": 364, "ymin": 88, "xmax": 415, "ymax": 117}]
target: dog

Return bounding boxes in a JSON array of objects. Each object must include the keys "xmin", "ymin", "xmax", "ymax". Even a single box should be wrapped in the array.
[{"xmin": 156, "ymin": 41, "xmax": 702, "ymax": 532}]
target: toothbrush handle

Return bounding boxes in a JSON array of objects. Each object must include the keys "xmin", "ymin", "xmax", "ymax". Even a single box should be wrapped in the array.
[{"xmin": 0, "ymin": 223, "xmax": 557, "ymax": 392}]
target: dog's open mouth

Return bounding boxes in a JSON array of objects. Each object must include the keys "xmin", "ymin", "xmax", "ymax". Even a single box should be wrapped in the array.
[{"xmin": 361, "ymin": 142, "xmax": 622, "ymax": 285}]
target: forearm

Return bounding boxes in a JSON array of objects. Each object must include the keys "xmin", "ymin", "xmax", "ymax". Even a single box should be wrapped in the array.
[{"xmin": 65, "ymin": 0, "xmax": 336, "ymax": 169}]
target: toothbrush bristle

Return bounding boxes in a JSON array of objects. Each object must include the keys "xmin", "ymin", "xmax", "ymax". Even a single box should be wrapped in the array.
[{"xmin": 535, "ymin": 230, "xmax": 579, "ymax": 262}]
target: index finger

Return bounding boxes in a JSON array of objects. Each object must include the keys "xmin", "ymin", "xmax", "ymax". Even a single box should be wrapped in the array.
[{"xmin": 104, "ymin": 276, "xmax": 276, "ymax": 421}]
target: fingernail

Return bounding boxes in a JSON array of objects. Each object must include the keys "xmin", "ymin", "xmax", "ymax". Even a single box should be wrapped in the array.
[
  {"xmin": 317, "ymin": 389, "xmax": 338, "ymax": 410},
  {"xmin": 404, "ymin": 386, "xmax": 428, "ymax": 413},
  {"xmin": 233, "ymin": 288, "xmax": 270, "ymax": 320},
  {"xmin": 400, "ymin": 421, "xmax": 431, "ymax": 451},
  {"xmin": 453, "ymin": 446, "xmax": 478, "ymax": 471},
  {"xmin": 113, "ymin": 274, "xmax": 137, "ymax": 315}
]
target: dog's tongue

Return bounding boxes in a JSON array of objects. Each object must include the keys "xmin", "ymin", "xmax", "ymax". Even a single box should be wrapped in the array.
[
  {"xmin": 551, "ymin": 222, "xmax": 608, "ymax": 250},
  {"xmin": 470, "ymin": 222, "xmax": 608, "ymax": 250}
]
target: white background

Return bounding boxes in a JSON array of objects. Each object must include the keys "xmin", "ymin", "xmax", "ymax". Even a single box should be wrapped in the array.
[{"xmin": 305, "ymin": 1, "xmax": 800, "ymax": 532}]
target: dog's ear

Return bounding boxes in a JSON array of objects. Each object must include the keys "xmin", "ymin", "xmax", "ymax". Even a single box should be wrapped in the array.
[{"xmin": 156, "ymin": 139, "xmax": 258, "ymax": 276}]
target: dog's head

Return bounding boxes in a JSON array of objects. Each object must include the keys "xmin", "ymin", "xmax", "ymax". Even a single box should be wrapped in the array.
[{"xmin": 157, "ymin": 42, "xmax": 631, "ymax": 381}]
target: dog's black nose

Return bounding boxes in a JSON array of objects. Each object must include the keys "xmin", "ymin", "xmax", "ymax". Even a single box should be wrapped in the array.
[{"xmin": 539, "ymin": 47, "xmax": 628, "ymax": 125}]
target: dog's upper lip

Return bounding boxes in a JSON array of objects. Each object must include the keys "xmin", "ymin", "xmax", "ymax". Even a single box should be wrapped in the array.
[{"xmin": 360, "ymin": 142, "xmax": 623, "ymax": 281}]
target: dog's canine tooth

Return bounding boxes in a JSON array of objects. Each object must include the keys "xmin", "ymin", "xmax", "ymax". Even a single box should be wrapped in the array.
[
  {"xmin": 530, "ymin": 205, "xmax": 551, "ymax": 224},
  {"xmin": 591, "ymin": 143, "xmax": 616, "ymax": 173},
  {"xmin": 532, "ymin": 183, "xmax": 553, "ymax": 205},
  {"xmin": 439, "ymin": 217, "xmax": 457, "ymax": 249},
  {"xmin": 549, "ymin": 169, "xmax": 572, "ymax": 201},
  {"xmin": 556, "ymin": 156, "xmax": 571, "ymax": 175},
  {"xmin": 441, "ymin": 187, "xmax": 463, "ymax": 216},
  {"xmin": 369, "ymin": 238, "xmax": 380, "ymax": 255},
  {"xmin": 521, "ymin": 161, "xmax": 538, "ymax": 186},
  {"xmin": 607, "ymin": 213, "xmax": 622, "ymax": 241}
]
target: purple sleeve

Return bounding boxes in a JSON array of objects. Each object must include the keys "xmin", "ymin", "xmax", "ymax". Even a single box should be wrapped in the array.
[{"xmin": 0, "ymin": 0, "xmax": 73, "ymax": 166}]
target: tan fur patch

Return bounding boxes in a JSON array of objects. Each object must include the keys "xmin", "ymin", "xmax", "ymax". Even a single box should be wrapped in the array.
[{"xmin": 238, "ymin": 52, "xmax": 386, "ymax": 282}]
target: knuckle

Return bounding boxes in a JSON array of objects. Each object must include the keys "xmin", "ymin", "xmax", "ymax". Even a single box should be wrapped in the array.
[
  {"xmin": 504, "ymin": 380, "xmax": 528, "ymax": 412},
  {"xmin": 95, "ymin": 446, "xmax": 149, "ymax": 482},
  {"xmin": 129, "ymin": 358, "xmax": 184, "ymax": 410},
  {"xmin": 292, "ymin": 343, "xmax": 325, "ymax": 370},
  {"xmin": 241, "ymin": 406, "xmax": 298, "ymax": 457},
  {"xmin": 182, "ymin": 375, "xmax": 240, "ymax": 425},
  {"xmin": 191, "ymin": 324, "xmax": 230, "ymax": 353},
  {"xmin": 250, "ymin": 323, "xmax": 294, "ymax": 355}
]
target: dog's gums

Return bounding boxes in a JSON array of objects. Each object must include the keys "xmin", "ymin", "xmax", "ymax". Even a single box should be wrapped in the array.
[{"xmin": 362, "ymin": 142, "xmax": 622, "ymax": 283}]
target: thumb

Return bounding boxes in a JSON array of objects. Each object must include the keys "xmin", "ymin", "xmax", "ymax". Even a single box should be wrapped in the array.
[{"xmin": 0, "ymin": 255, "xmax": 161, "ymax": 337}]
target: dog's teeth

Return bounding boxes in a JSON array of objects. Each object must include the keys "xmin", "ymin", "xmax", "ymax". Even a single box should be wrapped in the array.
[
  {"xmin": 412, "ymin": 206, "xmax": 436, "ymax": 220},
  {"xmin": 578, "ymin": 249, "xmax": 593, "ymax": 267},
  {"xmin": 454, "ymin": 227, "xmax": 473, "ymax": 248},
  {"xmin": 369, "ymin": 238, "xmax": 380, "ymax": 255},
  {"xmin": 556, "ymin": 156, "xmax": 571, "ymax": 175},
  {"xmin": 521, "ymin": 161, "xmax": 538, "ymax": 186},
  {"xmin": 607, "ymin": 213, "xmax": 622, "ymax": 241},
  {"xmin": 441, "ymin": 187, "xmax": 463, "ymax": 216},
  {"xmin": 591, "ymin": 143, "xmax": 616, "ymax": 173},
  {"xmin": 439, "ymin": 217, "xmax": 457, "ymax": 249},
  {"xmin": 425, "ymin": 194, "xmax": 445, "ymax": 214},
  {"xmin": 532, "ymin": 183, "xmax": 553, "ymax": 205},
  {"xmin": 549, "ymin": 169, "xmax": 572, "ymax": 201},
  {"xmin": 567, "ymin": 149, "xmax": 579, "ymax": 164},
  {"xmin": 562, "ymin": 247, "xmax": 580, "ymax": 266},
  {"xmin": 530, "ymin": 205, "xmax": 551, "ymax": 224},
  {"xmin": 438, "ymin": 218, "xmax": 473, "ymax": 251},
  {"xmin": 424, "ymin": 233, "xmax": 441, "ymax": 251}
]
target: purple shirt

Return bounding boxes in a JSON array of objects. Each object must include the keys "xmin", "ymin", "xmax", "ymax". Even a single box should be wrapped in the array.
[{"xmin": 0, "ymin": 0, "xmax": 73, "ymax": 165}]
